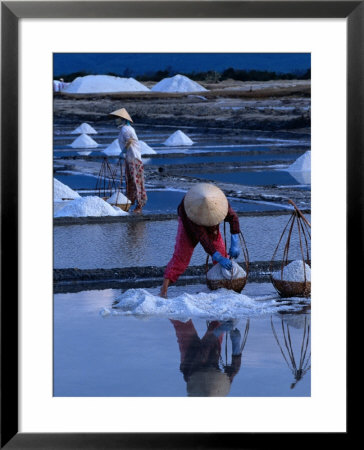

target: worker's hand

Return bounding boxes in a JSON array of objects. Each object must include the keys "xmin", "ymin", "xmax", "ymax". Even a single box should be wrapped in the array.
[
  {"xmin": 212, "ymin": 252, "xmax": 232, "ymax": 270},
  {"xmin": 230, "ymin": 329, "xmax": 242, "ymax": 355},
  {"xmin": 228, "ymin": 234, "xmax": 240, "ymax": 259},
  {"xmin": 213, "ymin": 319, "xmax": 236, "ymax": 338}
]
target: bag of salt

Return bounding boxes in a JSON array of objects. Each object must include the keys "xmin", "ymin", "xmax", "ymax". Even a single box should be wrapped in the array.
[{"xmin": 206, "ymin": 260, "xmax": 247, "ymax": 293}]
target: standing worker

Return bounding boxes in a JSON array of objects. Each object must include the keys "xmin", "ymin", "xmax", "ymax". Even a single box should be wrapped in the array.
[
  {"xmin": 160, "ymin": 183, "xmax": 241, "ymax": 298},
  {"xmin": 109, "ymin": 108, "xmax": 147, "ymax": 214}
]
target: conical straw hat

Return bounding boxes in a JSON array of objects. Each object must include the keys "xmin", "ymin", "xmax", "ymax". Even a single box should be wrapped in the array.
[
  {"xmin": 184, "ymin": 183, "xmax": 228, "ymax": 227},
  {"xmin": 109, "ymin": 108, "xmax": 133, "ymax": 123},
  {"xmin": 187, "ymin": 369, "xmax": 231, "ymax": 397}
]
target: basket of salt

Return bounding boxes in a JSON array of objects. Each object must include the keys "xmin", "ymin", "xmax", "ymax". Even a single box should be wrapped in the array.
[
  {"xmin": 206, "ymin": 230, "xmax": 249, "ymax": 293},
  {"xmin": 270, "ymin": 200, "xmax": 311, "ymax": 298},
  {"xmin": 206, "ymin": 260, "xmax": 247, "ymax": 293},
  {"xmin": 106, "ymin": 190, "xmax": 131, "ymax": 212},
  {"xmin": 271, "ymin": 260, "xmax": 311, "ymax": 298}
]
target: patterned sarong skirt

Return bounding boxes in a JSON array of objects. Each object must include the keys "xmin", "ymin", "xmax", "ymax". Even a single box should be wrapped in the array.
[{"xmin": 125, "ymin": 158, "xmax": 147, "ymax": 207}]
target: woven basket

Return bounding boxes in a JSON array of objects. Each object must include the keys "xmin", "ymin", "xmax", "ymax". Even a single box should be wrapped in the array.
[
  {"xmin": 114, "ymin": 202, "xmax": 131, "ymax": 212},
  {"xmin": 207, "ymin": 276, "xmax": 247, "ymax": 294},
  {"xmin": 102, "ymin": 197, "xmax": 131, "ymax": 212},
  {"xmin": 270, "ymin": 276, "xmax": 311, "ymax": 298}
]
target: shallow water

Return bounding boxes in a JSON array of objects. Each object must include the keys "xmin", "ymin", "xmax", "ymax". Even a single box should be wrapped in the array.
[
  {"xmin": 190, "ymin": 170, "xmax": 309, "ymax": 186},
  {"xmin": 54, "ymin": 214, "xmax": 311, "ymax": 269},
  {"xmin": 54, "ymin": 283, "xmax": 310, "ymax": 397}
]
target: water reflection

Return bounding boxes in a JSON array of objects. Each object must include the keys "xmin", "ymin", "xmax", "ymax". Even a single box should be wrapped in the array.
[
  {"xmin": 170, "ymin": 318, "xmax": 250, "ymax": 397},
  {"xmin": 125, "ymin": 221, "xmax": 147, "ymax": 261},
  {"xmin": 271, "ymin": 313, "xmax": 311, "ymax": 389}
]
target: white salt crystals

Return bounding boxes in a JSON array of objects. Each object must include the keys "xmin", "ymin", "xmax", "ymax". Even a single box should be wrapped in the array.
[
  {"xmin": 139, "ymin": 140, "xmax": 157, "ymax": 155},
  {"xmin": 71, "ymin": 123, "xmax": 97, "ymax": 134},
  {"xmin": 288, "ymin": 151, "xmax": 311, "ymax": 172},
  {"xmin": 63, "ymin": 75, "xmax": 150, "ymax": 94},
  {"xmin": 106, "ymin": 191, "xmax": 131, "ymax": 205},
  {"xmin": 54, "ymin": 178, "xmax": 81, "ymax": 201},
  {"xmin": 54, "ymin": 196, "xmax": 129, "ymax": 218},
  {"xmin": 272, "ymin": 260, "xmax": 311, "ymax": 282},
  {"xmin": 103, "ymin": 139, "xmax": 121, "ymax": 156},
  {"xmin": 70, "ymin": 134, "xmax": 99, "ymax": 148},
  {"xmin": 151, "ymin": 74, "xmax": 208, "ymax": 93},
  {"xmin": 207, "ymin": 261, "xmax": 246, "ymax": 281},
  {"xmin": 163, "ymin": 130, "xmax": 194, "ymax": 146}
]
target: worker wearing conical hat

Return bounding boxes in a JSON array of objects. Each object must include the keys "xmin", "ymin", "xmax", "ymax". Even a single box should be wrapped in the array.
[
  {"xmin": 170, "ymin": 318, "xmax": 243, "ymax": 396},
  {"xmin": 109, "ymin": 108, "xmax": 147, "ymax": 214},
  {"xmin": 160, "ymin": 183, "xmax": 241, "ymax": 298}
]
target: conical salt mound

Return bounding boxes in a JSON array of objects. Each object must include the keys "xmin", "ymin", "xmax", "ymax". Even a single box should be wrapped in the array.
[
  {"xmin": 151, "ymin": 74, "xmax": 208, "ymax": 93},
  {"xmin": 54, "ymin": 196, "xmax": 128, "ymax": 217},
  {"xmin": 63, "ymin": 75, "xmax": 150, "ymax": 94},
  {"xmin": 71, "ymin": 123, "xmax": 97, "ymax": 134},
  {"xmin": 163, "ymin": 130, "xmax": 194, "ymax": 146},
  {"xmin": 288, "ymin": 151, "xmax": 311, "ymax": 172},
  {"xmin": 54, "ymin": 178, "xmax": 81, "ymax": 201},
  {"xmin": 103, "ymin": 139, "xmax": 121, "ymax": 156},
  {"xmin": 70, "ymin": 133, "xmax": 99, "ymax": 148},
  {"xmin": 139, "ymin": 140, "xmax": 157, "ymax": 155},
  {"xmin": 184, "ymin": 183, "xmax": 228, "ymax": 227}
]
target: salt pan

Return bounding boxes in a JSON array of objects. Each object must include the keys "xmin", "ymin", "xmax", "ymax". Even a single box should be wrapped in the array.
[
  {"xmin": 151, "ymin": 74, "xmax": 208, "ymax": 93},
  {"xmin": 70, "ymin": 134, "xmax": 99, "ymax": 148},
  {"xmin": 106, "ymin": 191, "xmax": 131, "ymax": 205},
  {"xmin": 272, "ymin": 260, "xmax": 311, "ymax": 282},
  {"xmin": 54, "ymin": 178, "xmax": 81, "ymax": 201},
  {"xmin": 71, "ymin": 123, "xmax": 97, "ymax": 134},
  {"xmin": 103, "ymin": 139, "xmax": 121, "ymax": 156},
  {"xmin": 163, "ymin": 130, "xmax": 194, "ymax": 146},
  {"xmin": 54, "ymin": 196, "xmax": 128, "ymax": 217},
  {"xmin": 64, "ymin": 75, "xmax": 150, "ymax": 94}
]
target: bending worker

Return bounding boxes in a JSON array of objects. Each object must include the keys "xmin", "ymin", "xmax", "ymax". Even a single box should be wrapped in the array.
[
  {"xmin": 160, "ymin": 183, "xmax": 241, "ymax": 298},
  {"xmin": 109, "ymin": 108, "xmax": 147, "ymax": 214}
]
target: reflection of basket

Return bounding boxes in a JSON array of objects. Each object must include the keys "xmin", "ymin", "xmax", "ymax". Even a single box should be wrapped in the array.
[
  {"xmin": 270, "ymin": 277, "xmax": 311, "ymax": 298},
  {"xmin": 207, "ymin": 275, "xmax": 247, "ymax": 293}
]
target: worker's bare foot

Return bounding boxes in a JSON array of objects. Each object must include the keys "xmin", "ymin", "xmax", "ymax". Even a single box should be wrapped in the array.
[
  {"xmin": 160, "ymin": 288, "xmax": 168, "ymax": 299},
  {"xmin": 133, "ymin": 206, "xmax": 142, "ymax": 214}
]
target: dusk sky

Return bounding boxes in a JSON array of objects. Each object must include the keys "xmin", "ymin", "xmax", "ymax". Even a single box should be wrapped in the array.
[{"xmin": 54, "ymin": 53, "xmax": 310, "ymax": 77}]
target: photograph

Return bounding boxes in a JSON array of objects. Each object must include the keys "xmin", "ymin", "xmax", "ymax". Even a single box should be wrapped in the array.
[{"xmin": 53, "ymin": 52, "xmax": 311, "ymax": 398}]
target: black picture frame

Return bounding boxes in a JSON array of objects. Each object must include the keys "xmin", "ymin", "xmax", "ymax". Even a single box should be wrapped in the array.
[{"xmin": 1, "ymin": 1, "xmax": 358, "ymax": 448}]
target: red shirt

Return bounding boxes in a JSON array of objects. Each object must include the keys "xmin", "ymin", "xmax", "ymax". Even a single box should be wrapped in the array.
[{"xmin": 178, "ymin": 198, "xmax": 240, "ymax": 256}]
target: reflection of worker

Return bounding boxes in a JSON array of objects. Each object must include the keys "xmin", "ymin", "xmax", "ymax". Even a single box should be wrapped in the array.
[
  {"xmin": 170, "ymin": 319, "xmax": 242, "ymax": 396},
  {"xmin": 160, "ymin": 183, "xmax": 241, "ymax": 298},
  {"xmin": 109, "ymin": 108, "xmax": 147, "ymax": 214}
]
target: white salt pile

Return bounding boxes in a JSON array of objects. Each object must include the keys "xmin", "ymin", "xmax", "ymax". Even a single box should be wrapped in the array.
[
  {"xmin": 77, "ymin": 151, "xmax": 92, "ymax": 156},
  {"xmin": 71, "ymin": 123, "xmax": 97, "ymax": 135},
  {"xmin": 112, "ymin": 287, "xmax": 301, "ymax": 320},
  {"xmin": 70, "ymin": 134, "xmax": 99, "ymax": 148},
  {"xmin": 151, "ymin": 74, "xmax": 208, "ymax": 93},
  {"xmin": 207, "ymin": 261, "xmax": 246, "ymax": 281},
  {"xmin": 63, "ymin": 75, "xmax": 150, "ymax": 94},
  {"xmin": 139, "ymin": 140, "xmax": 157, "ymax": 155},
  {"xmin": 272, "ymin": 260, "xmax": 311, "ymax": 282},
  {"xmin": 54, "ymin": 196, "xmax": 129, "ymax": 218},
  {"xmin": 288, "ymin": 151, "xmax": 311, "ymax": 172},
  {"xmin": 54, "ymin": 178, "xmax": 81, "ymax": 201},
  {"xmin": 163, "ymin": 130, "xmax": 194, "ymax": 146},
  {"xmin": 103, "ymin": 139, "xmax": 121, "ymax": 156},
  {"xmin": 106, "ymin": 191, "xmax": 131, "ymax": 205}
]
